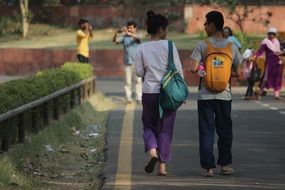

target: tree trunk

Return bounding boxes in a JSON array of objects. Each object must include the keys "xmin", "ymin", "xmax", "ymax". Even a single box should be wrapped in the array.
[{"xmin": 19, "ymin": 0, "xmax": 29, "ymax": 38}]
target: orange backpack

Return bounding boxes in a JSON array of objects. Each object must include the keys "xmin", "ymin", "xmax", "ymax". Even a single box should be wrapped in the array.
[{"xmin": 203, "ymin": 40, "xmax": 233, "ymax": 92}]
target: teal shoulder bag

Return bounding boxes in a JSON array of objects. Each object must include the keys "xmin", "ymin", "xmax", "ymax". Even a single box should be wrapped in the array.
[{"xmin": 159, "ymin": 41, "xmax": 189, "ymax": 118}]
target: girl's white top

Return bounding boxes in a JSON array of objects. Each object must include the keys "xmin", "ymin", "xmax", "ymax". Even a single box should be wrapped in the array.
[{"xmin": 135, "ymin": 40, "xmax": 184, "ymax": 93}]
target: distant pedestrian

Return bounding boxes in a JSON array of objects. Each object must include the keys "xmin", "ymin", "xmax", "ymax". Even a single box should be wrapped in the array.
[
  {"xmin": 223, "ymin": 26, "xmax": 242, "ymax": 76},
  {"xmin": 254, "ymin": 27, "xmax": 284, "ymax": 100},
  {"xmin": 135, "ymin": 10, "xmax": 184, "ymax": 176},
  {"xmin": 189, "ymin": 11, "xmax": 242, "ymax": 177},
  {"xmin": 76, "ymin": 18, "xmax": 93, "ymax": 63},
  {"xmin": 113, "ymin": 21, "xmax": 142, "ymax": 104},
  {"xmin": 222, "ymin": 26, "xmax": 242, "ymax": 50},
  {"xmin": 242, "ymin": 48, "xmax": 257, "ymax": 100}
]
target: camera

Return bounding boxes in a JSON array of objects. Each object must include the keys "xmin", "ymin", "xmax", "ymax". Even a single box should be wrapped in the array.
[{"xmin": 117, "ymin": 29, "xmax": 123, "ymax": 33}]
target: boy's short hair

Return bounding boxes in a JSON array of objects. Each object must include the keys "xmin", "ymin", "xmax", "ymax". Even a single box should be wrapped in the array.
[
  {"xmin": 206, "ymin": 11, "xmax": 224, "ymax": 31},
  {"xmin": 126, "ymin": 21, "xmax": 137, "ymax": 28},
  {"xmin": 78, "ymin": 18, "xmax": 89, "ymax": 27}
]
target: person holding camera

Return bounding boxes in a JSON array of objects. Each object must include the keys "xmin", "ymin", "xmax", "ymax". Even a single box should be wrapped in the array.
[
  {"xmin": 76, "ymin": 18, "xmax": 93, "ymax": 63},
  {"xmin": 113, "ymin": 21, "xmax": 142, "ymax": 104}
]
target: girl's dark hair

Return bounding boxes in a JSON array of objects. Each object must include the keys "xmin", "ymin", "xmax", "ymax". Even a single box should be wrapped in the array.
[
  {"xmin": 146, "ymin": 10, "xmax": 168, "ymax": 35},
  {"xmin": 223, "ymin": 26, "xmax": 233, "ymax": 36}
]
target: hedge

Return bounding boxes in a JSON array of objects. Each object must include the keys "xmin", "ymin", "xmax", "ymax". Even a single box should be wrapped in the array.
[{"xmin": 0, "ymin": 62, "xmax": 93, "ymax": 114}]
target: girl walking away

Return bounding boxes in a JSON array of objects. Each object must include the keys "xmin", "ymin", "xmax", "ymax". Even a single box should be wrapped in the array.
[
  {"xmin": 254, "ymin": 27, "xmax": 284, "ymax": 100},
  {"xmin": 135, "ymin": 10, "xmax": 184, "ymax": 176}
]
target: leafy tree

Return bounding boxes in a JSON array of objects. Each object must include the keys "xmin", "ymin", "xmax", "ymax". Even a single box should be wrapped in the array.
[
  {"xmin": 19, "ymin": 0, "xmax": 30, "ymax": 38},
  {"xmin": 208, "ymin": 0, "xmax": 272, "ymax": 33},
  {"xmin": 18, "ymin": 0, "xmax": 60, "ymax": 38}
]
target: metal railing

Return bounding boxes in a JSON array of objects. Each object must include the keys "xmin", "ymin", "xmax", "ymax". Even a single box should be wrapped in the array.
[{"xmin": 0, "ymin": 76, "xmax": 96, "ymax": 151}]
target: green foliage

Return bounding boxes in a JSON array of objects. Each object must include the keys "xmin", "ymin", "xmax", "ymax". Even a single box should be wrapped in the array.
[
  {"xmin": 235, "ymin": 32, "xmax": 263, "ymax": 52},
  {"xmin": 0, "ymin": 63, "xmax": 93, "ymax": 114},
  {"xmin": 0, "ymin": 12, "xmax": 22, "ymax": 37},
  {"xmin": 198, "ymin": 30, "xmax": 207, "ymax": 40},
  {"xmin": 0, "ymin": 157, "xmax": 32, "ymax": 189},
  {"xmin": 208, "ymin": 0, "xmax": 273, "ymax": 33},
  {"xmin": 164, "ymin": 11, "xmax": 183, "ymax": 21}
]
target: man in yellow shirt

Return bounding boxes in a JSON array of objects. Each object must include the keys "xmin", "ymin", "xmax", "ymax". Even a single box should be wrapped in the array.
[{"xmin": 76, "ymin": 18, "xmax": 93, "ymax": 63}]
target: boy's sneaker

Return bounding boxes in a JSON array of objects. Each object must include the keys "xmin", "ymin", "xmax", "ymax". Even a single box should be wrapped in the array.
[
  {"xmin": 125, "ymin": 100, "xmax": 132, "ymax": 104},
  {"xmin": 220, "ymin": 166, "xmax": 234, "ymax": 175}
]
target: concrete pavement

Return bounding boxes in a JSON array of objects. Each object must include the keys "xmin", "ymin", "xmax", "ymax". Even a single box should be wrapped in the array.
[
  {"xmin": 0, "ymin": 75, "xmax": 26, "ymax": 84},
  {"xmin": 97, "ymin": 79, "xmax": 285, "ymax": 190}
]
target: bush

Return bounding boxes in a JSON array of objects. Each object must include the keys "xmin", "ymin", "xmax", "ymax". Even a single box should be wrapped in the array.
[
  {"xmin": 0, "ymin": 62, "xmax": 93, "ymax": 114},
  {"xmin": 235, "ymin": 32, "xmax": 263, "ymax": 52},
  {"xmin": 0, "ymin": 14, "xmax": 22, "ymax": 37}
]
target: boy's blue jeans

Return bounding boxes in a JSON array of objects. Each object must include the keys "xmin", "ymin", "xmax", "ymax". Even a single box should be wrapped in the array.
[{"xmin": 197, "ymin": 100, "xmax": 233, "ymax": 169}]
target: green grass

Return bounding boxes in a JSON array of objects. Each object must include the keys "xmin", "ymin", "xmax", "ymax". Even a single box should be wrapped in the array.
[
  {"xmin": 0, "ymin": 23, "xmax": 264, "ymax": 50},
  {"xmin": 0, "ymin": 92, "xmax": 116, "ymax": 190},
  {"xmin": 0, "ymin": 24, "xmax": 204, "ymax": 50}
]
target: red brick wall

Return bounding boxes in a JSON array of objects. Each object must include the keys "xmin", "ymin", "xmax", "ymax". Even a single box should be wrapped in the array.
[
  {"xmin": 0, "ymin": 4, "xmax": 184, "ymax": 32},
  {"xmin": 0, "ymin": 49, "xmax": 245, "ymax": 86},
  {"xmin": 0, "ymin": 49, "xmax": 73, "ymax": 75},
  {"xmin": 185, "ymin": 5, "xmax": 285, "ymax": 34},
  {"xmin": 1, "ymin": 4, "xmax": 285, "ymax": 34}
]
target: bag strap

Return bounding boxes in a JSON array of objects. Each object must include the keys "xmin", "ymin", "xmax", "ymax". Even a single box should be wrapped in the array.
[{"xmin": 168, "ymin": 40, "xmax": 176, "ymax": 70}]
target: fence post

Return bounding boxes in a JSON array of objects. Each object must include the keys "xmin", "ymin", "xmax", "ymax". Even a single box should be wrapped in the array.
[
  {"xmin": 82, "ymin": 84, "xmax": 87, "ymax": 100},
  {"xmin": 87, "ymin": 82, "xmax": 91, "ymax": 97},
  {"xmin": 78, "ymin": 87, "xmax": 81, "ymax": 105},
  {"xmin": 1, "ymin": 120, "xmax": 9, "ymax": 151},
  {"xmin": 18, "ymin": 114, "xmax": 25, "ymax": 143},
  {"xmin": 31, "ymin": 108, "xmax": 38, "ymax": 133},
  {"xmin": 92, "ymin": 78, "xmax": 96, "ymax": 95},
  {"xmin": 70, "ymin": 90, "xmax": 75, "ymax": 108},
  {"xmin": 53, "ymin": 98, "xmax": 59, "ymax": 120},
  {"xmin": 62, "ymin": 95, "xmax": 68, "ymax": 113},
  {"xmin": 42, "ymin": 102, "xmax": 49, "ymax": 125}
]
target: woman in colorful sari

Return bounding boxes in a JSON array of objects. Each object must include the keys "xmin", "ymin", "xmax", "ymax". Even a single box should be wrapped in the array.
[{"xmin": 255, "ymin": 27, "xmax": 284, "ymax": 100}]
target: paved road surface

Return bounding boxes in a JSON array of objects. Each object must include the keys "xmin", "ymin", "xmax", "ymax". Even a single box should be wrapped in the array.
[
  {"xmin": 98, "ymin": 79, "xmax": 285, "ymax": 190},
  {"xmin": 0, "ymin": 75, "xmax": 25, "ymax": 84}
]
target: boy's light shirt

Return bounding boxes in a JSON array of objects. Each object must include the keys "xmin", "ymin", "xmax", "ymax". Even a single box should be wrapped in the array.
[
  {"xmin": 76, "ymin": 29, "xmax": 92, "ymax": 57},
  {"xmin": 116, "ymin": 32, "xmax": 142, "ymax": 65}
]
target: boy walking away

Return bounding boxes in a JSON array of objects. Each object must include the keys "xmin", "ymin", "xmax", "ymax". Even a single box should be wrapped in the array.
[
  {"xmin": 113, "ymin": 21, "xmax": 142, "ymax": 104},
  {"xmin": 76, "ymin": 18, "xmax": 93, "ymax": 63},
  {"xmin": 189, "ymin": 11, "xmax": 242, "ymax": 177}
]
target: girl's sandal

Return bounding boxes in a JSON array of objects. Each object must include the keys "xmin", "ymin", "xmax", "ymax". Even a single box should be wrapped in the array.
[
  {"xmin": 144, "ymin": 157, "xmax": 158, "ymax": 173},
  {"xmin": 157, "ymin": 171, "xmax": 167, "ymax": 176},
  {"xmin": 204, "ymin": 169, "xmax": 214, "ymax": 177}
]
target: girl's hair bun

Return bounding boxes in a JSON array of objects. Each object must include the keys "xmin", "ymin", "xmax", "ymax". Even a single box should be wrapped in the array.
[{"xmin": 147, "ymin": 10, "xmax": 155, "ymax": 19}]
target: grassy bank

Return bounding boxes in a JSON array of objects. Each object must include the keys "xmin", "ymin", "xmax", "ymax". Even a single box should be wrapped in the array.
[
  {"xmin": 0, "ymin": 92, "xmax": 116, "ymax": 190},
  {"xmin": 0, "ymin": 24, "xmax": 263, "ymax": 50},
  {"xmin": 0, "ymin": 25, "xmax": 200, "ymax": 50}
]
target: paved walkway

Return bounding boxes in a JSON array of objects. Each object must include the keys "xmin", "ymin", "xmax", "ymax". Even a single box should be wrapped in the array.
[
  {"xmin": 98, "ymin": 79, "xmax": 285, "ymax": 190},
  {"xmin": 0, "ymin": 75, "xmax": 26, "ymax": 84}
]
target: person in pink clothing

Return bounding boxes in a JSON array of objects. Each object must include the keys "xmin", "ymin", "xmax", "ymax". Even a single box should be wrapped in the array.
[
  {"xmin": 254, "ymin": 27, "xmax": 284, "ymax": 100},
  {"xmin": 242, "ymin": 49, "xmax": 255, "ymax": 100}
]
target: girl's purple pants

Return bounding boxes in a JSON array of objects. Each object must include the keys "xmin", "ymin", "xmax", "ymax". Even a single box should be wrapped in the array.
[{"xmin": 142, "ymin": 93, "xmax": 176, "ymax": 163}]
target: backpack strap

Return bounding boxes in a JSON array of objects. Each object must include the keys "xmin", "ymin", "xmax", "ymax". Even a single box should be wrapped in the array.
[
  {"xmin": 205, "ymin": 39, "xmax": 233, "ymax": 61},
  {"xmin": 199, "ymin": 39, "xmax": 233, "ymax": 92},
  {"xmin": 168, "ymin": 40, "xmax": 176, "ymax": 71}
]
